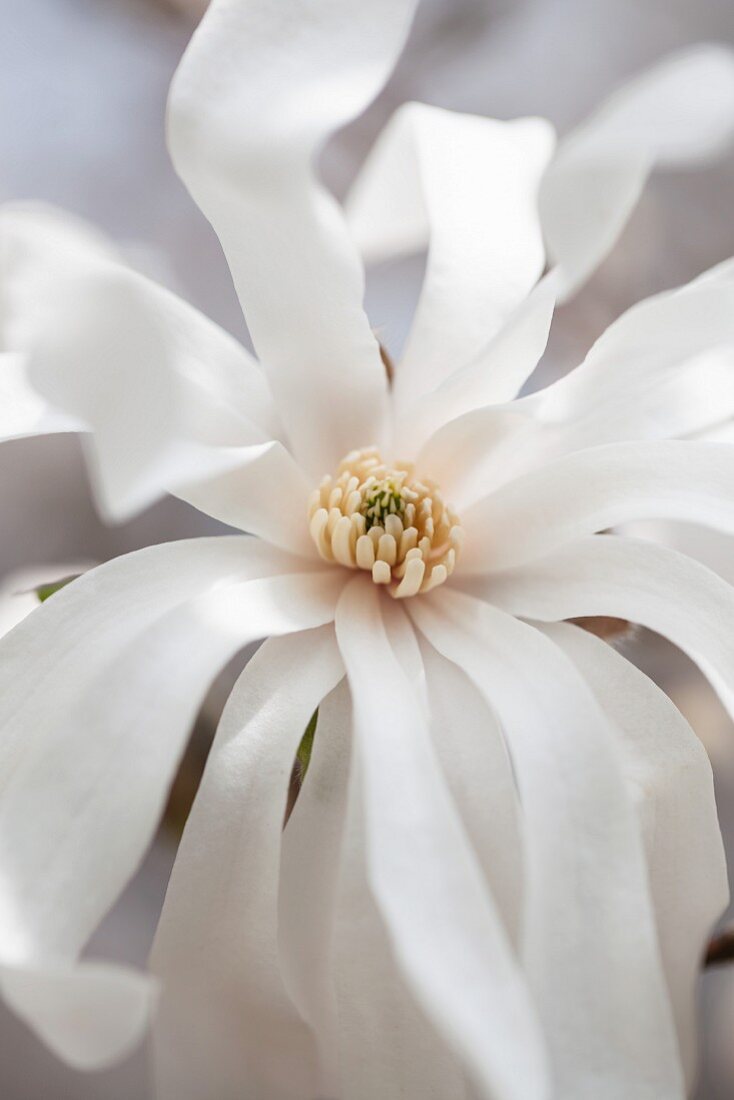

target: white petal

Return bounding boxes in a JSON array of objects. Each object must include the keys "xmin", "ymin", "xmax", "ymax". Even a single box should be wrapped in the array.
[
  {"xmin": 335, "ymin": 579, "xmax": 549, "ymax": 1100},
  {"xmin": 541, "ymin": 46, "xmax": 734, "ymax": 298},
  {"xmin": 419, "ymin": 638, "xmax": 523, "ymax": 945},
  {"xmin": 699, "ymin": 419, "xmax": 734, "ymax": 444},
  {"xmin": 332, "ymin": 763, "xmax": 472, "ymax": 1099},
  {"xmin": 0, "ymin": 536, "xmax": 279, "ymax": 785},
  {"xmin": 545, "ymin": 621, "xmax": 728, "ymax": 1090},
  {"xmin": 0, "ymin": 206, "xmax": 109, "ymax": 443},
  {"xmin": 1, "ymin": 204, "xmax": 108, "ymax": 441},
  {"xmin": 0, "ymin": 959, "xmax": 155, "ymax": 1070},
  {"xmin": 346, "ymin": 104, "xmax": 554, "ymax": 410},
  {"xmin": 407, "ymin": 278, "xmax": 555, "ymax": 455},
  {"xmin": 431, "ymin": 264, "xmax": 734, "ymax": 503},
  {"xmin": 624, "ymin": 520, "xmax": 734, "ymax": 588},
  {"xmin": 167, "ymin": 0, "xmax": 419, "ymax": 475},
  {"xmin": 0, "ymin": 562, "xmax": 95, "ymax": 638},
  {"xmin": 461, "ymin": 440, "xmax": 734, "ymax": 573},
  {"xmin": 485, "ymin": 535, "xmax": 734, "ymax": 719},
  {"xmin": 175, "ymin": 440, "xmax": 318, "ymax": 557},
  {"xmin": 9, "ymin": 214, "xmax": 280, "ymax": 521},
  {"xmin": 1, "ymin": 202, "xmax": 115, "ymax": 322},
  {"xmin": 151, "ymin": 628, "xmax": 344, "ymax": 1100},
  {"xmin": 524, "ymin": 268, "xmax": 734, "ymax": 449},
  {"xmin": 0, "ymin": 353, "xmax": 77, "ymax": 441},
  {"xmin": 0, "ymin": 537, "xmax": 340, "ymax": 1065},
  {"xmin": 415, "ymin": 403, "xmax": 535, "ymax": 509},
  {"xmin": 411, "ymin": 589, "xmax": 684, "ymax": 1099},
  {"xmin": 278, "ymin": 680, "xmax": 351, "ymax": 1094}
]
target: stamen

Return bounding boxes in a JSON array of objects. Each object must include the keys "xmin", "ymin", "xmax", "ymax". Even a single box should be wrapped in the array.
[{"xmin": 307, "ymin": 447, "xmax": 463, "ymax": 598}]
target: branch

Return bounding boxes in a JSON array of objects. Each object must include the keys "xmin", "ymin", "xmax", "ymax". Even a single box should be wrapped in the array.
[{"xmin": 705, "ymin": 926, "xmax": 734, "ymax": 967}]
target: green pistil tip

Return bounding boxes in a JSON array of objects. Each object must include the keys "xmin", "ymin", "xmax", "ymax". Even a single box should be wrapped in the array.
[{"xmin": 361, "ymin": 478, "xmax": 406, "ymax": 530}]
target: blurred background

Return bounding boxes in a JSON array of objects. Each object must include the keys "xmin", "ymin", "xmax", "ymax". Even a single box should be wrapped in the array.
[{"xmin": 3, "ymin": 0, "xmax": 734, "ymax": 1095}]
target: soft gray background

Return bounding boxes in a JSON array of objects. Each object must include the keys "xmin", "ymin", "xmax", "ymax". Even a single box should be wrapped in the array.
[{"xmin": 2, "ymin": 0, "xmax": 734, "ymax": 1096}]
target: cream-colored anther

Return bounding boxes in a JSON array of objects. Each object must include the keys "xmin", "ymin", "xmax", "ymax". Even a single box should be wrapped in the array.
[
  {"xmin": 307, "ymin": 446, "xmax": 462, "ymax": 597},
  {"xmin": 372, "ymin": 560, "xmax": 392, "ymax": 584},
  {"xmin": 377, "ymin": 533, "xmax": 397, "ymax": 566},
  {"xmin": 385, "ymin": 513, "xmax": 403, "ymax": 540},
  {"xmin": 356, "ymin": 534, "xmax": 375, "ymax": 569},
  {"xmin": 332, "ymin": 515, "xmax": 356, "ymax": 566},
  {"xmin": 394, "ymin": 555, "xmax": 425, "ymax": 598}
]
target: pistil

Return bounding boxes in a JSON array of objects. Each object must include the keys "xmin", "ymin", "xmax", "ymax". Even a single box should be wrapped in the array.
[{"xmin": 307, "ymin": 447, "xmax": 463, "ymax": 598}]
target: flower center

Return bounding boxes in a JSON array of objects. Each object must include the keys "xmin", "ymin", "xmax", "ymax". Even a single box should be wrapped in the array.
[{"xmin": 307, "ymin": 447, "xmax": 463, "ymax": 598}]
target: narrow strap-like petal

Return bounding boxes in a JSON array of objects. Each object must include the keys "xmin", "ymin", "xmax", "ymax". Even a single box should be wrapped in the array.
[
  {"xmin": 346, "ymin": 104, "xmax": 554, "ymax": 411},
  {"xmin": 411, "ymin": 589, "xmax": 685, "ymax": 1100},
  {"xmin": 335, "ymin": 579, "xmax": 549, "ymax": 1100},
  {"xmin": 0, "ymin": 959, "xmax": 155, "ymax": 1072},
  {"xmin": 419, "ymin": 638, "xmax": 523, "ymax": 945},
  {"xmin": 1, "ymin": 204, "xmax": 108, "ymax": 442},
  {"xmin": 429, "ymin": 263, "xmax": 734, "ymax": 506},
  {"xmin": 0, "ymin": 564, "xmax": 92, "ymax": 637},
  {"xmin": 174, "ymin": 440, "xmax": 318, "ymax": 557},
  {"xmin": 0, "ymin": 537, "xmax": 341, "ymax": 1067},
  {"xmin": 405, "ymin": 278, "xmax": 555, "ymax": 454},
  {"xmin": 0, "ymin": 353, "xmax": 77, "ymax": 441},
  {"xmin": 168, "ymin": 0, "xmax": 420, "ymax": 475},
  {"xmin": 484, "ymin": 535, "xmax": 734, "ymax": 719},
  {"xmin": 345, "ymin": 48, "xmax": 734, "ymax": 305},
  {"xmin": 4, "ymin": 204, "xmax": 281, "ymax": 521},
  {"xmin": 541, "ymin": 46, "xmax": 734, "ymax": 297},
  {"xmin": 522, "ymin": 265, "xmax": 734, "ymax": 449},
  {"xmin": 151, "ymin": 628, "xmax": 344, "ymax": 1100},
  {"xmin": 331, "ymin": 764, "xmax": 473, "ymax": 1100},
  {"xmin": 545, "ymin": 621, "xmax": 727, "ymax": 1090},
  {"xmin": 460, "ymin": 440, "xmax": 734, "ymax": 572},
  {"xmin": 278, "ymin": 680, "xmax": 351, "ymax": 1095}
]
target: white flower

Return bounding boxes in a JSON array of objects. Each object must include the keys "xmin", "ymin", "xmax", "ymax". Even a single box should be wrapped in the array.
[{"xmin": 1, "ymin": 2, "xmax": 734, "ymax": 1099}]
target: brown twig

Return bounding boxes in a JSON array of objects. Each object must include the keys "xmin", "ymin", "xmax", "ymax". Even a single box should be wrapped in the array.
[
  {"xmin": 379, "ymin": 343, "xmax": 395, "ymax": 386},
  {"xmin": 705, "ymin": 926, "xmax": 734, "ymax": 967}
]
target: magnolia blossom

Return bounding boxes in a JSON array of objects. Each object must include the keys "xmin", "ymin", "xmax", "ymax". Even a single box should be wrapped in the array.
[{"xmin": 2, "ymin": 1, "xmax": 734, "ymax": 1099}]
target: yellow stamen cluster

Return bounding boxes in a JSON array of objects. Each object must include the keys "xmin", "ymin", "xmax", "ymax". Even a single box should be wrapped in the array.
[{"xmin": 308, "ymin": 447, "xmax": 463, "ymax": 598}]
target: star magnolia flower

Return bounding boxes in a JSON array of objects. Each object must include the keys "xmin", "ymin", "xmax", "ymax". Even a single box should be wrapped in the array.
[{"xmin": 1, "ymin": 2, "xmax": 734, "ymax": 1099}]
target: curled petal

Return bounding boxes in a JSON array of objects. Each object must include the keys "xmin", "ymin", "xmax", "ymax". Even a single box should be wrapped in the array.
[
  {"xmin": 176, "ymin": 440, "xmax": 318, "ymax": 557},
  {"xmin": 0, "ymin": 203, "xmax": 112, "ymax": 442},
  {"xmin": 546, "ymin": 621, "xmax": 727, "ymax": 1089},
  {"xmin": 0, "ymin": 353, "xmax": 77, "ymax": 442},
  {"xmin": 419, "ymin": 638, "xmax": 523, "ymax": 944},
  {"xmin": 152, "ymin": 628, "xmax": 345, "ymax": 1100},
  {"xmin": 168, "ymin": 0, "xmax": 421, "ymax": 474},
  {"xmin": 278, "ymin": 680, "xmax": 351, "ymax": 1094},
  {"xmin": 541, "ymin": 45, "xmax": 734, "ymax": 297},
  {"xmin": 434, "ymin": 263, "xmax": 734, "ymax": 507},
  {"xmin": 335, "ymin": 579, "xmax": 549, "ymax": 1100},
  {"xmin": 0, "ymin": 537, "xmax": 340, "ymax": 1066},
  {"xmin": 346, "ymin": 104, "xmax": 554, "ymax": 410},
  {"xmin": 461, "ymin": 440, "xmax": 734, "ymax": 573},
  {"xmin": 525, "ymin": 266, "xmax": 734, "ymax": 448},
  {"xmin": 484, "ymin": 535, "xmax": 734, "ymax": 720},
  {"xmin": 411, "ymin": 589, "xmax": 685, "ymax": 1099},
  {"xmin": 0, "ymin": 959, "xmax": 155, "ymax": 1071},
  {"xmin": 332, "ymin": 768, "xmax": 472, "ymax": 1099},
  {"xmin": 406, "ymin": 278, "xmax": 555, "ymax": 455},
  {"xmin": 5, "ymin": 204, "xmax": 280, "ymax": 521}
]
